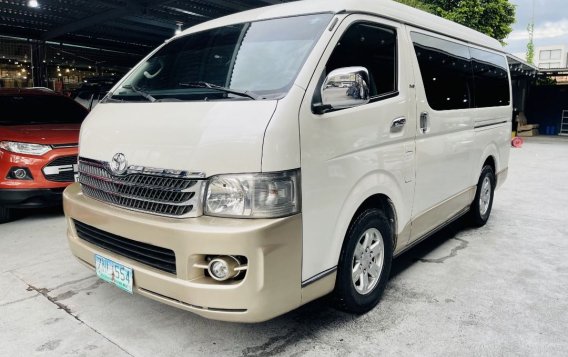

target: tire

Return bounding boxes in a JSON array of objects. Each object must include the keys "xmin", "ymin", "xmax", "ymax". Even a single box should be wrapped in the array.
[
  {"xmin": 0, "ymin": 206, "xmax": 12, "ymax": 224},
  {"xmin": 469, "ymin": 165, "xmax": 496, "ymax": 227},
  {"xmin": 334, "ymin": 208, "xmax": 393, "ymax": 314}
]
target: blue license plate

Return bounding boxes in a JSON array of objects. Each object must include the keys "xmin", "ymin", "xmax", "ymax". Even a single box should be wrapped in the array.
[{"xmin": 95, "ymin": 255, "xmax": 133, "ymax": 294}]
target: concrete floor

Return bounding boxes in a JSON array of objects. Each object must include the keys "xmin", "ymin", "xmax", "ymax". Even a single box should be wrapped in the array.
[{"xmin": 1, "ymin": 136, "xmax": 568, "ymax": 356}]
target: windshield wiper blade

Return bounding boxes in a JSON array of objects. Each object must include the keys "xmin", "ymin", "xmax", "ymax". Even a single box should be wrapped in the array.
[
  {"xmin": 179, "ymin": 81, "xmax": 259, "ymax": 100},
  {"xmin": 122, "ymin": 84, "xmax": 156, "ymax": 102}
]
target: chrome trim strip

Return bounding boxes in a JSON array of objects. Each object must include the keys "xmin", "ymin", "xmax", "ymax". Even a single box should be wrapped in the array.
[
  {"xmin": 51, "ymin": 143, "xmax": 79, "ymax": 149},
  {"xmin": 301, "ymin": 266, "xmax": 338, "ymax": 288},
  {"xmin": 78, "ymin": 157, "xmax": 205, "ymax": 218},
  {"xmin": 80, "ymin": 157, "xmax": 205, "ymax": 179},
  {"xmin": 474, "ymin": 120, "xmax": 508, "ymax": 129}
]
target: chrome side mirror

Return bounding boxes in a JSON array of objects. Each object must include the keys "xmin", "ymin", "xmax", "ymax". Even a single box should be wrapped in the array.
[{"xmin": 320, "ymin": 67, "xmax": 370, "ymax": 111}]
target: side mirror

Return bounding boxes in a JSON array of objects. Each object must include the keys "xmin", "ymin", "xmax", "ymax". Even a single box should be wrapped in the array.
[{"xmin": 319, "ymin": 66, "xmax": 370, "ymax": 113}]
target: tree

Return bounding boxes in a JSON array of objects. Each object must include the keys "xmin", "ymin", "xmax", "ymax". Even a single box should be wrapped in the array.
[{"xmin": 396, "ymin": 0, "xmax": 516, "ymax": 43}]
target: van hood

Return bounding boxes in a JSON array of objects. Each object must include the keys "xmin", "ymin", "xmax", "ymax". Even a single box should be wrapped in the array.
[
  {"xmin": 0, "ymin": 124, "xmax": 80, "ymax": 145},
  {"xmin": 79, "ymin": 101, "xmax": 278, "ymax": 177}
]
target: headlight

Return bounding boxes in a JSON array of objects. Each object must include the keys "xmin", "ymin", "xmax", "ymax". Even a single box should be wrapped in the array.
[
  {"xmin": 0, "ymin": 141, "xmax": 52, "ymax": 156},
  {"xmin": 205, "ymin": 170, "xmax": 300, "ymax": 218}
]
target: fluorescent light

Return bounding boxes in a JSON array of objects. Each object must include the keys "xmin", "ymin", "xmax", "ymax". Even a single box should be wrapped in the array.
[{"xmin": 28, "ymin": 0, "xmax": 39, "ymax": 8}]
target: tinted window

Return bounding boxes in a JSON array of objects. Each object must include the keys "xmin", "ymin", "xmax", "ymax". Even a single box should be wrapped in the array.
[
  {"xmin": 411, "ymin": 32, "xmax": 472, "ymax": 111},
  {"xmin": 0, "ymin": 95, "xmax": 87, "ymax": 125},
  {"xmin": 327, "ymin": 23, "xmax": 397, "ymax": 98},
  {"xmin": 110, "ymin": 14, "xmax": 333, "ymax": 102},
  {"xmin": 470, "ymin": 48, "xmax": 510, "ymax": 107}
]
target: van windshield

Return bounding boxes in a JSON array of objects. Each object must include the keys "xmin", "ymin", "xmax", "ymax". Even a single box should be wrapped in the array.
[{"xmin": 106, "ymin": 13, "xmax": 333, "ymax": 102}]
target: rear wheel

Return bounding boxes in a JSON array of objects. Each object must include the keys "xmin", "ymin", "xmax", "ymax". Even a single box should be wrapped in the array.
[
  {"xmin": 334, "ymin": 208, "xmax": 393, "ymax": 314},
  {"xmin": 470, "ymin": 165, "xmax": 496, "ymax": 227},
  {"xmin": 0, "ymin": 206, "xmax": 12, "ymax": 224}
]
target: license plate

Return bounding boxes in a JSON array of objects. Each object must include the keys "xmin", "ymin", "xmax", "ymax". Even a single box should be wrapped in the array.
[{"xmin": 95, "ymin": 255, "xmax": 133, "ymax": 294}]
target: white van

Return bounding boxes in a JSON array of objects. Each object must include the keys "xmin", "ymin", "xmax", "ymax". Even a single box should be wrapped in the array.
[{"xmin": 64, "ymin": 0, "xmax": 511, "ymax": 322}]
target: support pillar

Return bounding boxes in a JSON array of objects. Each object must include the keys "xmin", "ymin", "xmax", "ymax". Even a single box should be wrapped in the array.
[{"xmin": 31, "ymin": 40, "xmax": 48, "ymax": 88}]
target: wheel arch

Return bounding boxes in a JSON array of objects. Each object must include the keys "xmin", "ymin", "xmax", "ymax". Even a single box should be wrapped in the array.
[
  {"xmin": 330, "ymin": 170, "xmax": 407, "ymax": 271},
  {"xmin": 479, "ymin": 143, "xmax": 500, "ymax": 178}
]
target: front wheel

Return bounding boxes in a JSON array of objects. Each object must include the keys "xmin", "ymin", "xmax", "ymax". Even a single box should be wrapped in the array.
[
  {"xmin": 469, "ymin": 165, "xmax": 496, "ymax": 227},
  {"xmin": 334, "ymin": 208, "xmax": 393, "ymax": 314},
  {"xmin": 0, "ymin": 206, "xmax": 13, "ymax": 224}
]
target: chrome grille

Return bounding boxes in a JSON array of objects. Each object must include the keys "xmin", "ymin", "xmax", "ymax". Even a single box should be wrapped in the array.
[
  {"xmin": 43, "ymin": 156, "xmax": 78, "ymax": 182},
  {"xmin": 78, "ymin": 157, "xmax": 204, "ymax": 218}
]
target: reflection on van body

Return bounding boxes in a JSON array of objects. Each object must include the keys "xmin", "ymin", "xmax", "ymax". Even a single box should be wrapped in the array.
[{"xmin": 64, "ymin": 0, "xmax": 511, "ymax": 322}]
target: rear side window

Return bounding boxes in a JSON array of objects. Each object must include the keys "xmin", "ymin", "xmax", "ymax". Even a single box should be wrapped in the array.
[
  {"xmin": 411, "ymin": 32, "xmax": 510, "ymax": 110},
  {"xmin": 470, "ymin": 48, "xmax": 510, "ymax": 107},
  {"xmin": 326, "ymin": 22, "xmax": 397, "ymax": 98},
  {"xmin": 411, "ymin": 32, "xmax": 472, "ymax": 111}
]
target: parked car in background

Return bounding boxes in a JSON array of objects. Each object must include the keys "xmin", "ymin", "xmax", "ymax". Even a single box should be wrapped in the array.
[{"xmin": 0, "ymin": 88, "xmax": 88, "ymax": 223}]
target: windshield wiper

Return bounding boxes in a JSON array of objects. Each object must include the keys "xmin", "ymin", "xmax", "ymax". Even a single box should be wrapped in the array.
[
  {"xmin": 121, "ymin": 84, "xmax": 156, "ymax": 102},
  {"xmin": 179, "ymin": 81, "xmax": 259, "ymax": 100}
]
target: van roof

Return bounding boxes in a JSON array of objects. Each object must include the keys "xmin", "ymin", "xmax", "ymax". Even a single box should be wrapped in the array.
[{"xmin": 180, "ymin": 0, "xmax": 503, "ymax": 53}]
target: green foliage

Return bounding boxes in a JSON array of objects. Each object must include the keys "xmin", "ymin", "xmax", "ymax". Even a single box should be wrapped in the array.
[
  {"xmin": 395, "ymin": 0, "xmax": 516, "ymax": 43},
  {"xmin": 526, "ymin": 23, "xmax": 535, "ymax": 64},
  {"xmin": 536, "ymin": 76, "xmax": 557, "ymax": 86},
  {"xmin": 395, "ymin": 0, "xmax": 433, "ymax": 12}
]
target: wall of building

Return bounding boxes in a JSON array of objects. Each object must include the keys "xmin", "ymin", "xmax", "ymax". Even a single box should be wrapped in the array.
[
  {"xmin": 526, "ymin": 85, "xmax": 568, "ymax": 135},
  {"xmin": 535, "ymin": 45, "xmax": 567, "ymax": 69}
]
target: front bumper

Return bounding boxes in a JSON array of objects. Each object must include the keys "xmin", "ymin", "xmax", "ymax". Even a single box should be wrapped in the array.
[
  {"xmin": 63, "ymin": 183, "xmax": 303, "ymax": 322},
  {"xmin": 0, "ymin": 188, "xmax": 65, "ymax": 208}
]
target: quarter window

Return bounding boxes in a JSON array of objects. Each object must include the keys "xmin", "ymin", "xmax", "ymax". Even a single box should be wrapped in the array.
[
  {"xmin": 411, "ymin": 32, "xmax": 510, "ymax": 110},
  {"xmin": 411, "ymin": 32, "xmax": 472, "ymax": 111},
  {"xmin": 470, "ymin": 48, "xmax": 510, "ymax": 107},
  {"xmin": 326, "ymin": 22, "xmax": 397, "ymax": 98}
]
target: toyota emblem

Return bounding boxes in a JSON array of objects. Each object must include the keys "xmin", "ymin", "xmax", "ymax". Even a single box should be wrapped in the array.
[{"xmin": 110, "ymin": 153, "xmax": 128, "ymax": 175}]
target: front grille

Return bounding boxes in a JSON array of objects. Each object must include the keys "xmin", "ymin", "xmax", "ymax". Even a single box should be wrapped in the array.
[
  {"xmin": 78, "ymin": 157, "xmax": 204, "ymax": 218},
  {"xmin": 74, "ymin": 220, "xmax": 176, "ymax": 274},
  {"xmin": 43, "ymin": 156, "xmax": 78, "ymax": 182}
]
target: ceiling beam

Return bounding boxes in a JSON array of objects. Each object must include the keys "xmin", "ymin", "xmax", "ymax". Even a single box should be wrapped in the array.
[
  {"xmin": 40, "ymin": 0, "xmax": 176, "ymax": 41},
  {"xmin": 256, "ymin": 0, "xmax": 285, "ymax": 4}
]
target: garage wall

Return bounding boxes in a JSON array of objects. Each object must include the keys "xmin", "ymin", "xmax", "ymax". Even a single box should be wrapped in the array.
[{"xmin": 526, "ymin": 85, "xmax": 568, "ymax": 135}]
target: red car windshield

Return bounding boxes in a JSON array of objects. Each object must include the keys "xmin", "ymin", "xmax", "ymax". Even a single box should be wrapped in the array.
[{"xmin": 0, "ymin": 95, "xmax": 87, "ymax": 125}]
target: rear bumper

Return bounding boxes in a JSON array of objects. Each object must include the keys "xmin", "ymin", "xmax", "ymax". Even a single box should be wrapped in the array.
[
  {"xmin": 63, "ymin": 183, "xmax": 304, "ymax": 322},
  {"xmin": 0, "ymin": 188, "xmax": 65, "ymax": 208}
]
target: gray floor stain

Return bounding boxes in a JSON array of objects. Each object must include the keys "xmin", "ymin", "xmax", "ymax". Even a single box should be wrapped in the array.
[
  {"xmin": 43, "ymin": 317, "xmax": 63, "ymax": 326},
  {"xmin": 36, "ymin": 339, "xmax": 61, "ymax": 352},
  {"xmin": 0, "ymin": 293, "xmax": 39, "ymax": 307},
  {"xmin": 418, "ymin": 237, "xmax": 469, "ymax": 264},
  {"xmin": 241, "ymin": 331, "xmax": 299, "ymax": 357}
]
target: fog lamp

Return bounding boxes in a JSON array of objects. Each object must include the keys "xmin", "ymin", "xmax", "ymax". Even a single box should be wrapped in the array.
[
  {"xmin": 14, "ymin": 169, "xmax": 28, "ymax": 179},
  {"xmin": 207, "ymin": 256, "xmax": 239, "ymax": 281},
  {"xmin": 7, "ymin": 167, "xmax": 33, "ymax": 180}
]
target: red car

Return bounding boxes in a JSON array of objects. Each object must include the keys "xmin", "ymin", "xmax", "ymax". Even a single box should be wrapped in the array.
[{"xmin": 0, "ymin": 88, "xmax": 88, "ymax": 223}]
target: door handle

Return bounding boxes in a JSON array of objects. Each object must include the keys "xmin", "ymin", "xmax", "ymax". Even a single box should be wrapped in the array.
[
  {"xmin": 420, "ymin": 112, "xmax": 429, "ymax": 134},
  {"xmin": 391, "ymin": 117, "xmax": 406, "ymax": 131}
]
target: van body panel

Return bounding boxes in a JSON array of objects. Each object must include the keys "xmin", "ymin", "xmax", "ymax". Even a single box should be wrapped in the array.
[
  {"xmin": 79, "ymin": 101, "xmax": 277, "ymax": 176},
  {"xmin": 408, "ymin": 28, "xmax": 476, "ymax": 243},
  {"xmin": 260, "ymin": 86, "xmax": 304, "ymax": 172},
  {"xmin": 176, "ymin": 0, "xmax": 503, "ymax": 55},
  {"xmin": 63, "ymin": 183, "xmax": 303, "ymax": 323},
  {"xmin": 407, "ymin": 27, "xmax": 511, "ymax": 244},
  {"xmin": 298, "ymin": 14, "xmax": 416, "ymax": 282}
]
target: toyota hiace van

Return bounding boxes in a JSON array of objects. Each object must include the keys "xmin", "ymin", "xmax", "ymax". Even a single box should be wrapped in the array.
[{"xmin": 64, "ymin": 0, "xmax": 511, "ymax": 322}]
